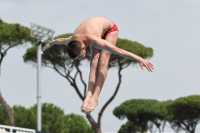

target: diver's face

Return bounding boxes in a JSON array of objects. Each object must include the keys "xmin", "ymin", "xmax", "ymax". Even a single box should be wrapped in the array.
[{"xmin": 75, "ymin": 49, "xmax": 86, "ymax": 60}]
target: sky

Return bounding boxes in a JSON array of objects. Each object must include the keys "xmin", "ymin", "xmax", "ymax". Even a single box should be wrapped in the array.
[{"xmin": 0, "ymin": 0, "xmax": 200, "ymax": 132}]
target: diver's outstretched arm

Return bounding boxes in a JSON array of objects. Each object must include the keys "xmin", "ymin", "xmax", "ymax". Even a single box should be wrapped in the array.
[{"xmin": 42, "ymin": 36, "xmax": 72, "ymax": 51}]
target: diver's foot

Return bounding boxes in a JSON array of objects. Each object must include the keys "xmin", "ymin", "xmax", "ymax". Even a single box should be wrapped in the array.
[
  {"xmin": 83, "ymin": 98, "xmax": 98, "ymax": 114},
  {"xmin": 80, "ymin": 96, "xmax": 92, "ymax": 113}
]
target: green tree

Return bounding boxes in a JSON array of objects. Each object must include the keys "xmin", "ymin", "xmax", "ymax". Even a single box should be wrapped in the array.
[
  {"xmin": 118, "ymin": 121, "xmax": 142, "ymax": 133},
  {"xmin": 167, "ymin": 95, "xmax": 200, "ymax": 133},
  {"xmin": 30, "ymin": 103, "xmax": 67, "ymax": 132},
  {"xmin": 113, "ymin": 99, "xmax": 162, "ymax": 133},
  {"xmin": 63, "ymin": 113, "xmax": 94, "ymax": 133},
  {"xmin": 152, "ymin": 100, "xmax": 172, "ymax": 133},
  {"xmin": 30, "ymin": 103, "xmax": 93, "ymax": 133},
  {"xmin": 11, "ymin": 103, "xmax": 93, "ymax": 133},
  {"xmin": 23, "ymin": 33, "xmax": 153, "ymax": 133},
  {"xmin": 0, "ymin": 19, "xmax": 36, "ymax": 126},
  {"xmin": 13, "ymin": 105, "xmax": 36, "ymax": 129},
  {"xmin": 0, "ymin": 104, "xmax": 8, "ymax": 124}
]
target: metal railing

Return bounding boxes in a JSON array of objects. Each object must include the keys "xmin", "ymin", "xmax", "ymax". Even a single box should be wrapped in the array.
[{"xmin": 0, "ymin": 124, "xmax": 35, "ymax": 133}]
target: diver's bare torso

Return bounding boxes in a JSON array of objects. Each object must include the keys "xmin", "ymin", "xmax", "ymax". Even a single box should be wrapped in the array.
[{"xmin": 72, "ymin": 17, "xmax": 113, "ymax": 44}]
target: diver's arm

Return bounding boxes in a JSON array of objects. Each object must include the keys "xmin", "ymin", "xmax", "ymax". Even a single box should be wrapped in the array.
[{"xmin": 42, "ymin": 36, "xmax": 72, "ymax": 51}]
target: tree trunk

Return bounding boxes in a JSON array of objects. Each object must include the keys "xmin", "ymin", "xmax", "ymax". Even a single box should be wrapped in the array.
[
  {"xmin": 92, "ymin": 123, "xmax": 101, "ymax": 133},
  {"xmin": 86, "ymin": 114, "xmax": 102, "ymax": 133},
  {"xmin": 0, "ymin": 56, "xmax": 14, "ymax": 126},
  {"xmin": 95, "ymin": 126, "xmax": 101, "ymax": 133},
  {"xmin": 0, "ymin": 91, "xmax": 14, "ymax": 126}
]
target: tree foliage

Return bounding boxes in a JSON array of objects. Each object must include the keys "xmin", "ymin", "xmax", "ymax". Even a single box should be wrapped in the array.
[
  {"xmin": 62, "ymin": 113, "xmax": 94, "ymax": 133},
  {"xmin": 118, "ymin": 121, "xmax": 142, "ymax": 133},
  {"xmin": 113, "ymin": 99, "xmax": 161, "ymax": 133},
  {"xmin": 13, "ymin": 105, "xmax": 36, "ymax": 129},
  {"xmin": 0, "ymin": 18, "xmax": 36, "ymax": 66},
  {"xmin": 0, "ymin": 104, "xmax": 9, "ymax": 125},
  {"xmin": 114, "ymin": 96, "xmax": 200, "ymax": 133},
  {"xmin": 29, "ymin": 103, "xmax": 94, "ymax": 133},
  {"xmin": 1, "ymin": 103, "xmax": 93, "ymax": 133},
  {"xmin": 151, "ymin": 100, "xmax": 172, "ymax": 133},
  {"xmin": 167, "ymin": 95, "xmax": 200, "ymax": 133}
]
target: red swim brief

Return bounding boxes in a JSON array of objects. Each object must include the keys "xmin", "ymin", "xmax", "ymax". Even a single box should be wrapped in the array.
[{"xmin": 102, "ymin": 22, "xmax": 119, "ymax": 39}]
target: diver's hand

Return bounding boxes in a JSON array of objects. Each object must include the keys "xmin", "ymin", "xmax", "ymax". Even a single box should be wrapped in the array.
[
  {"xmin": 139, "ymin": 58, "xmax": 154, "ymax": 72},
  {"xmin": 42, "ymin": 43, "xmax": 51, "ymax": 52}
]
